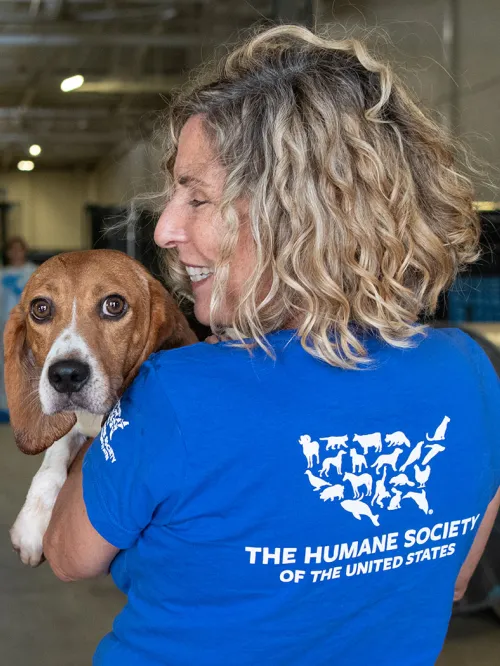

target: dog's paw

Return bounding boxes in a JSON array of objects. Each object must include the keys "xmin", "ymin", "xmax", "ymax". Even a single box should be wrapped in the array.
[{"xmin": 10, "ymin": 504, "xmax": 50, "ymax": 567}]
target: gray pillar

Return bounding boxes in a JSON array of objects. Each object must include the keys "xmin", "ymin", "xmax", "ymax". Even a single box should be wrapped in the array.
[
  {"xmin": 273, "ymin": 0, "xmax": 316, "ymax": 29},
  {"xmin": 442, "ymin": 0, "xmax": 461, "ymax": 136}
]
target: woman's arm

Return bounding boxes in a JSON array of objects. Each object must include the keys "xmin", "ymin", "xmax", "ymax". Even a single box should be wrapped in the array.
[
  {"xmin": 43, "ymin": 440, "xmax": 119, "ymax": 582},
  {"xmin": 454, "ymin": 486, "xmax": 500, "ymax": 601}
]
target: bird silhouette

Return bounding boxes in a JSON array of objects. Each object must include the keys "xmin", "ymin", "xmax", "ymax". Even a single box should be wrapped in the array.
[
  {"xmin": 399, "ymin": 441, "xmax": 424, "ymax": 472},
  {"xmin": 414, "ymin": 464, "xmax": 431, "ymax": 488},
  {"xmin": 305, "ymin": 470, "xmax": 332, "ymax": 491},
  {"xmin": 422, "ymin": 444, "xmax": 446, "ymax": 466},
  {"xmin": 403, "ymin": 490, "xmax": 431, "ymax": 514}
]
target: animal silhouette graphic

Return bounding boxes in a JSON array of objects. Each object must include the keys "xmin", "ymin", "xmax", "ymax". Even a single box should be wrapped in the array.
[
  {"xmin": 341, "ymin": 499, "xmax": 380, "ymax": 526},
  {"xmin": 321, "ymin": 435, "xmax": 348, "ymax": 450},
  {"xmin": 389, "ymin": 473, "xmax": 415, "ymax": 487},
  {"xmin": 371, "ymin": 467, "xmax": 391, "ymax": 508},
  {"xmin": 305, "ymin": 470, "xmax": 331, "ymax": 491},
  {"xmin": 353, "ymin": 433, "xmax": 382, "ymax": 455},
  {"xmin": 350, "ymin": 448, "xmax": 367, "ymax": 474},
  {"xmin": 403, "ymin": 489, "xmax": 432, "ymax": 515},
  {"xmin": 107, "ymin": 401, "xmax": 130, "ymax": 439},
  {"xmin": 426, "ymin": 416, "xmax": 450, "ymax": 442},
  {"xmin": 320, "ymin": 484, "xmax": 344, "ymax": 502},
  {"xmin": 385, "ymin": 431, "xmax": 411, "ymax": 448},
  {"xmin": 414, "ymin": 464, "xmax": 431, "ymax": 488},
  {"xmin": 300, "ymin": 414, "xmax": 450, "ymax": 526},
  {"xmin": 387, "ymin": 488, "xmax": 403, "ymax": 510},
  {"xmin": 399, "ymin": 441, "xmax": 424, "ymax": 473},
  {"xmin": 422, "ymin": 444, "xmax": 446, "ymax": 466},
  {"xmin": 371, "ymin": 448, "xmax": 403, "ymax": 475},
  {"xmin": 343, "ymin": 472, "xmax": 373, "ymax": 498},
  {"xmin": 299, "ymin": 434, "xmax": 320, "ymax": 469},
  {"xmin": 319, "ymin": 451, "xmax": 346, "ymax": 477}
]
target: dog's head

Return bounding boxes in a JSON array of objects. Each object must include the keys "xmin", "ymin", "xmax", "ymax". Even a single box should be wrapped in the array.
[{"xmin": 4, "ymin": 249, "xmax": 196, "ymax": 454}]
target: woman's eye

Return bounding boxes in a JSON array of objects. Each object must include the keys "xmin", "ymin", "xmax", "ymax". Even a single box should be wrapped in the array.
[
  {"xmin": 30, "ymin": 298, "xmax": 53, "ymax": 322},
  {"xmin": 189, "ymin": 199, "xmax": 208, "ymax": 208},
  {"xmin": 102, "ymin": 295, "xmax": 127, "ymax": 318}
]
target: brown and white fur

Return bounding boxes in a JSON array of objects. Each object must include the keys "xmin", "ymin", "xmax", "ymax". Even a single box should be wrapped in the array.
[{"xmin": 4, "ymin": 250, "xmax": 196, "ymax": 566}]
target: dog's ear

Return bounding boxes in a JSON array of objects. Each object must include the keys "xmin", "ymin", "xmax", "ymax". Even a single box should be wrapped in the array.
[
  {"xmin": 152, "ymin": 278, "xmax": 198, "ymax": 351},
  {"xmin": 3, "ymin": 305, "xmax": 76, "ymax": 454},
  {"xmin": 122, "ymin": 277, "xmax": 197, "ymax": 393}
]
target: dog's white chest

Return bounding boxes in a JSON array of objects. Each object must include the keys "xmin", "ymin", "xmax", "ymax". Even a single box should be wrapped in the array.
[{"xmin": 75, "ymin": 412, "xmax": 104, "ymax": 438}]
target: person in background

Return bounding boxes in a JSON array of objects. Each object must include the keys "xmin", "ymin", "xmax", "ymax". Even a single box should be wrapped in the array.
[
  {"xmin": 44, "ymin": 25, "xmax": 500, "ymax": 666},
  {"xmin": 0, "ymin": 236, "xmax": 36, "ymax": 420}
]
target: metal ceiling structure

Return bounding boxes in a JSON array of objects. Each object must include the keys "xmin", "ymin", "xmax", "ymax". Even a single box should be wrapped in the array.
[
  {"xmin": 1, "ymin": 0, "xmax": 315, "ymax": 171},
  {"xmin": 2, "ymin": 0, "xmax": 483, "ymax": 177}
]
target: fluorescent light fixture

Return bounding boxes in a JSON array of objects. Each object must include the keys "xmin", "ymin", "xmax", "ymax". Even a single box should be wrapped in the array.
[
  {"xmin": 29, "ymin": 144, "xmax": 42, "ymax": 156},
  {"xmin": 18, "ymin": 160, "xmax": 35, "ymax": 172},
  {"xmin": 61, "ymin": 74, "xmax": 84, "ymax": 92}
]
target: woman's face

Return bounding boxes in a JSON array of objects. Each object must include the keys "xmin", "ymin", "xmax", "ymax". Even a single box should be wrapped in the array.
[
  {"xmin": 7, "ymin": 241, "xmax": 27, "ymax": 266},
  {"xmin": 154, "ymin": 115, "xmax": 254, "ymax": 326}
]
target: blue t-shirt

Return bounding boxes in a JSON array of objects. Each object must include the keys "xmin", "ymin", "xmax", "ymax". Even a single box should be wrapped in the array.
[{"xmin": 83, "ymin": 327, "xmax": 500, "ymax": 666}]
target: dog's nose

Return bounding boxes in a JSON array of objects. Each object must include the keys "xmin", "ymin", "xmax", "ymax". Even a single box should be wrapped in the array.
[{"xmin": 48, "ymin": 360, "xmax": 90, "ymax": 394}]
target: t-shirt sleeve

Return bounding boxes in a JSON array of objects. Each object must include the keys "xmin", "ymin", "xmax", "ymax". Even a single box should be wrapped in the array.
[{"xmin": 82, "ymin": 356, "xmax": 186, "ymax": 549}]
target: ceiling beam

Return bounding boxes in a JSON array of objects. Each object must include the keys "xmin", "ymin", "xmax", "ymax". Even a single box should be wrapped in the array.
[
  {"xmin": 0, "ymin": 107, "xmax": 149, "ymax": 119},
  {"xmin": 0, "ymin": 31, "xmax": 202, "ymax": 47},
  {"xmin": 0, "ymin": 131, "xmax": 126, "ymax": 144},
  {"xmin": 74, "ymin": 75, "xmax": 182, "ymax": 94},
  {"xmin": 1, "ymin": 70, "xmax": 183, "ymax": 93},
  {"xmin": 0, "ymin": 5, "xmax": 176, "ymax": 23},
  {"xmin": 2, "ymin": 0, "xmax": 208, "ymax": 4}
]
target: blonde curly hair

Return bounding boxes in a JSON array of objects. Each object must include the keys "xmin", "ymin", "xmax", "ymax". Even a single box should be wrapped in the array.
[{"xmin": 157, "ymin": 24, "xmax": 480, "ymax": 368}]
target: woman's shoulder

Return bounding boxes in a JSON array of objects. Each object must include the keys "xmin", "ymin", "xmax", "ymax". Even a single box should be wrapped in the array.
[
  {"xmin": 425, "ymin": 325, "xmax": 492, "ymax": 357},
  {"xmin": 156, "ymin": 338, "xmax": 229, "ymax": 360},
  {"xmin": 418, "ymin": 325, "xmax": 499, "ymax": 380},
  {"xmin": 137, "ymin": 341, "xmax": 249, "ymax": 408},
  {"xmin": 120, "ymin": 343, "xmax": 225, "ymax": 417},
  {"xmin": 149, "ymin": 339, "xmax": 241, "ymax": 375}
]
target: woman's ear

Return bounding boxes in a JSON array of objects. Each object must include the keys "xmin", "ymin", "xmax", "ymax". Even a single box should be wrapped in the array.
[
  {"xmin": 121, "ymin": 277, "xmax": 197, "ymax": 392},
  {"xmin": 4, "ymin": 305, "xmax": 76, "ymax": 454}
]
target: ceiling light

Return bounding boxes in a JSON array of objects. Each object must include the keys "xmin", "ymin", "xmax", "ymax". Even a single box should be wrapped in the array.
[
  {"xmin": 18, "ymin": 160, "xmax": 35, "ymax": 172},
  {"xmin": 29, "ymin": 144, "xmax": 42, "ymax": 156},
  {"xmin": 61, "ymin": 74, "xmax": 84, "ymax": 92}
]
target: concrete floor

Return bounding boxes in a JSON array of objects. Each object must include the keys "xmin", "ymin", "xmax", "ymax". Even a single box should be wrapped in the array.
[
  {"xmin": 438, "ymin": 613, "xmax": 500, "ymax": 666},
  {"xmin": 0, "ymin": 423, "xmax": 498, "ymax": 665},
  {"xmin": 0, "ymin": 425, "xmax": 123, "ymax": 665}
]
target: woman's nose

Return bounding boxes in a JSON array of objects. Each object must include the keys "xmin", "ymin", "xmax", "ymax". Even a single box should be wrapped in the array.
[{"xmin": 154, "ymin": 202, "xmax": 188, "ymax": 249}]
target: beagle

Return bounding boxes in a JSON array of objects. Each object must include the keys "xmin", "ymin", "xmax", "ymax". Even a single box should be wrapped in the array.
[{"xmin": 4, "ymin": 249, "xmax": 196, "ymax": 566}]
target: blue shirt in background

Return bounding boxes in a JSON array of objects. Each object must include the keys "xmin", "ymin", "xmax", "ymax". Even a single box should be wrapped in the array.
[
  {"xmin": 0, "ymin": 262, "xmax": 36, "ymax": 415},
  {"xmin": 83, "ymin": 327, "xmax": 500, "ymax": 666}
]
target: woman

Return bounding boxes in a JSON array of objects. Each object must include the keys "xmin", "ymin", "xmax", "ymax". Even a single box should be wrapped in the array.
[
  {"xmin": 0, "ymin": 236, "xmax": 36, "ymax": 420},
  {"xmin": 44, "ymin": 25, "xmax": 500, "ymax": 666}
]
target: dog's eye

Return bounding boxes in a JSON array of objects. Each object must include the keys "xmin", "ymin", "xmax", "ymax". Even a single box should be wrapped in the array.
[
  {"xmin": 30, "ymin": 298, "xmax": 53, "ymax": 322},
  {"xmin": 102, "ymin": 295, "xmax": 127, "ymax": 318}
]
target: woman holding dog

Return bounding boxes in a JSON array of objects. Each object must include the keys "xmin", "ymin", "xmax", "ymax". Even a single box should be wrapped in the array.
[{"xmin": 45, "ymin": 25, "xmax": 500, "ymax": 666}]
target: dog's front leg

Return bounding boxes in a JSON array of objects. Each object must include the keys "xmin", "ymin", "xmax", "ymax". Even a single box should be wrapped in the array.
[{"xmin": 10, "ymin": 427, "xmax": 86, "ymax": 567}]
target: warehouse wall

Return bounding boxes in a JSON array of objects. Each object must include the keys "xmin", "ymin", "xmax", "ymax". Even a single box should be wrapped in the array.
[
  {"xmin": 94, "ymin": 0, "xmax": 500, "ymax": 205},
  {"xmin": 320, "ymin": 0, "xmax": 500, "ymax": 200},
  {"xmin": 91, "ymin": 140, "xmax": 163, "ymax": 208},
  {"xmin": 0, "ymin": 170, "xmax": 94, "ymax": 250}
]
